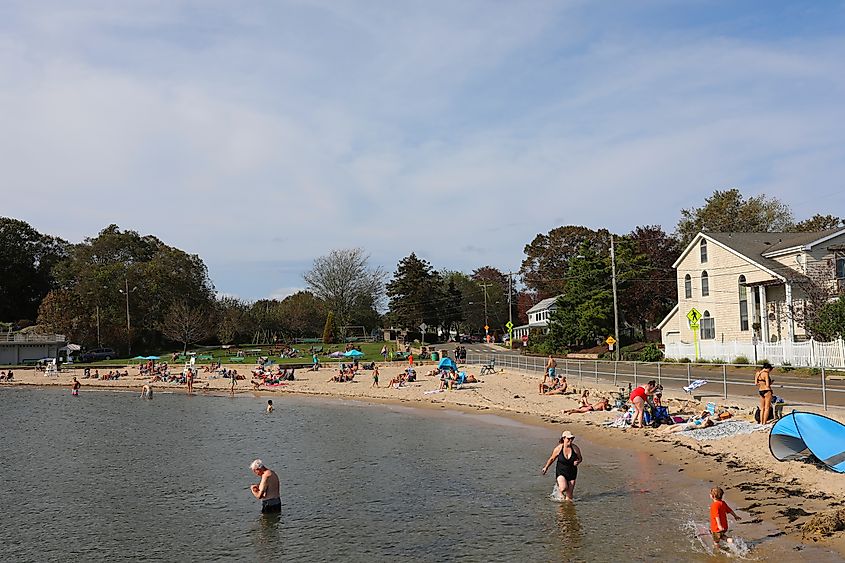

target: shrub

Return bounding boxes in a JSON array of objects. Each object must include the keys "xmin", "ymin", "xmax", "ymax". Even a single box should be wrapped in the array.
[
  {"xmin": 322, "ymin": 312, "xmax": 335, "ymax": 344},
  {"xmin": 780, "ymin": 361, "xmax": 795, "ymax": 372},
  {"xmin": 678, "ymin": 357, "xmax": 691, "ymax": 363},
  {"xmin": 733, "ymin": 356, "xmax": 750, "ymax": 365},
  {"xmin": 709, "ymin": 358, "xmax": 725, "ymax": 364},
  {"xmin": 638, "ymin": 343, "xmax": 664, "ymax": 363},
  {"xmin": 808, "ymin": 367, "xmax": 822, "ymax": 376}
]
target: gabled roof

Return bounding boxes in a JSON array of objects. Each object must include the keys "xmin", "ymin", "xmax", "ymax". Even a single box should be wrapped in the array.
[
  {"xmin": 526, "ymin": 296, "xmax": 561, "ymax": 314},
  {"xmin": 657, "ymin": 304, "xmax": 678, "ymax": 331}
]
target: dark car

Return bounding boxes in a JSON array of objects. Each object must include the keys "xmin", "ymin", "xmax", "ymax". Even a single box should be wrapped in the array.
[{"xmin": 79, "ymin": 348, "xmax": 116, "ymax": 362}]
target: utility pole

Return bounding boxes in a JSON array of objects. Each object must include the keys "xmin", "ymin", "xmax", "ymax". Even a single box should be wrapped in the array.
[
  {"xmin": 124, "ymin": 275, "xmax": 132, "ymax": 357},
  {"xmin": 479, "ymin": 283, "xmax": 492, "ymax": 342},
  {"xmin": 508, "ymin": 272, "xmax": 513, "ymax": 349},
  {"xmin": 610, "ymin": 235, "xmax": 620, "ymax": 361}
]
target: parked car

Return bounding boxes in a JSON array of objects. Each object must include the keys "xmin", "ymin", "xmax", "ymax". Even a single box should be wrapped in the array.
[{"xmin": 79, "ymin": 348, "xmax": 116, "ymax": 362}]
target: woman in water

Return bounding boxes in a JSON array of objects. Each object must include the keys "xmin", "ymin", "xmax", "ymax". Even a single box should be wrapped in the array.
[
  {"xmin": 629, "ymin": 380, "xmax": 657, "ymax": 428},
  {"xmin": 755, "ymin": 362, "xmax": 774, "ymax": 425},
  {"xmin": 71, "ymin": 377, "xmax": 81, "ymax": 396},
  {"xmin": 541, "ymin": 430, "xmax": 582, "ymax": 501}
]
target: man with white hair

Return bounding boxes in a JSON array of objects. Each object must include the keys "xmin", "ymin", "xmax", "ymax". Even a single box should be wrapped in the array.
[{"xmin": 249, "ymin": 459, "xmax": 281, "ymax": 513}]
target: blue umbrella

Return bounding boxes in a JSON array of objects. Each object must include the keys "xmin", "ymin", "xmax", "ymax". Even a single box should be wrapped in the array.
[
  {"xmin": 344, "ymin": 350, "xmax": 365, "ymax": 357},
  {"xmin": 438, "ymin": 357, "xmax": 457, "ymax": 370},
  {"xmin": 145, "ymin": 355, "xmax": 161, "ymax": 360},
  {"xmin": 132, "ymin": 355, "xmax": 146, "ymax": 360}
]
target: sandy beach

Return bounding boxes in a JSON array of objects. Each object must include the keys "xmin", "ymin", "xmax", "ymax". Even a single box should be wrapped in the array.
[{"xmin": 4, "ymin": 360, "xmax": 845, "ymax": 553}]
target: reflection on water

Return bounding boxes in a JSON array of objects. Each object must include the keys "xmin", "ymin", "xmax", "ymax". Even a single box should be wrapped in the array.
[
  {"xmin": 0, "ymin": 387, "xmax": 837, "ymax": 562},
  {"xmin": 554, "ymin": 502, "xmax": 583, "ymax": 553}
]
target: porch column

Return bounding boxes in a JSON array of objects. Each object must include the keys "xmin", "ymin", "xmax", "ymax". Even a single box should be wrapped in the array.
[
  {"xmin": 785, "ymin": 282, "xmax": 795, "ymax": 343},
  {"xmin": 747, "ymin": 284, "xmax": 756, "ymax": 337},
  {"xmin": 758, "ymin": 286, "xmax": 770, "ymax": 343}
]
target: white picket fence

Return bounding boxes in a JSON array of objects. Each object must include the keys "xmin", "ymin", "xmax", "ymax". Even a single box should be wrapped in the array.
[{"xmin": 664, "ymin": 338, "xmax": 845, "ymax": 368}]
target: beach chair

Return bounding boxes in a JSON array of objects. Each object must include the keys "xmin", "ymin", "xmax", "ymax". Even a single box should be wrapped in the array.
[{"xmin": 480, "ymin": 358, "xmax": 496, "ymax": 375}]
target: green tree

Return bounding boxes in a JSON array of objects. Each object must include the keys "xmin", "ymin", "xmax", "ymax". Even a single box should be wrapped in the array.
[
  {"xmin": 546, "ymin": 242, "xmax": 614, "ymax": 350},
  {"xmin": 216, "ymin": 296, "xmax": 248, "ymax": 345},
  {"xmin": 520, "ymin": 225, "xmax": 610, "ymax": 299},
  {"xmin": 676, "ymin": 189, "xmax": 794, "ymax": 246},
  {"xmin": 0, "ymin": 217, "xmax": 68, "ymax": 323},
  {"xmin": 277, "ymin": 291, "xmax": 327, "ymax": 339},
  {"xmin": 39, "ymin": 224, "xmax": 214, "ymax": 353},
  {"xmin": 322, "ymin": 311, "xmax": 336, "ymax": 344},
  {"xmin": 386, "ymin": 253, "xmax": 443, "ymax": 330},
  {"xmin": 794, "ymin": 214, "xmax": 843, "ymax": 232},
  {"xmin": 807, "ymin": 299, "xmax": 845, "ymax": 340}
]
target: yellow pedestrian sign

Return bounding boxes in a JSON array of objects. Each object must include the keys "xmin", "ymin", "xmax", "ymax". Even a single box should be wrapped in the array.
[
  {"xmin": 505, "ymin": 321, "xmax": 514, "ymax": 330},
  {"xmin": 686, "ymin": 308, "xmax": 702, "ymax": 328},
  {"xmin": 605, "ymin": 336, "xmax": 616, "ymax": 346}
]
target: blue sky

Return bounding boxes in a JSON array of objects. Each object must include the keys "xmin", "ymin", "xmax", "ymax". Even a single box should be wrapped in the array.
[{"xmin": 2, "ymin": 1, "xmax": 844, "ymax": 300}]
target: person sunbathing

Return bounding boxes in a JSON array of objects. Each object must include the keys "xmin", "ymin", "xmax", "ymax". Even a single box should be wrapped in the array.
[
  {"xmin": 660, "ymin": 411, "xmax": 714, "ymax": 433},
  {"xmin": 562, "ymin": 397, "xmax": 610, "ymax": 414}
]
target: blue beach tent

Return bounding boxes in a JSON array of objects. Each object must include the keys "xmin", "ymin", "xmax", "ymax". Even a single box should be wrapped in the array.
[
  {"xmin": 438, "ymin": 357, "xmax": 457, "ymax": 371},
  {"xmin": 769, "ymin": 411, "xmax": 845, "ymax": 473},
  {"xmin": 344, "ymin": 349, "xmax": 364, "ymax": 357}
]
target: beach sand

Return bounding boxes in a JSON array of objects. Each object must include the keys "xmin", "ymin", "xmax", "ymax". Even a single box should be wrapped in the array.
[{"xmin": 5, "ymin": 360, "xmax": 845, "ymax": 553}]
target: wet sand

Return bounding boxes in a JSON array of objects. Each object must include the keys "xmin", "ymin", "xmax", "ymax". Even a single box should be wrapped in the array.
[{"xmin": 5, "ymin": 361, "xmax": 845, "ymax": 554}]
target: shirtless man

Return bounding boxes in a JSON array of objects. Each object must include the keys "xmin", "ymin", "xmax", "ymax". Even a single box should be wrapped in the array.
[
  {"xmin": 543, "ymin": 355, "xmax": 557, "ymax": 387},
  {"xmin": 250, "ymin": 459, "xmax": 281, "ymax": 513}
]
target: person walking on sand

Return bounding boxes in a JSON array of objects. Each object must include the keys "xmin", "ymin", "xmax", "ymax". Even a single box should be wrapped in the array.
[
  {"xmin": 755, "ymin": 362, "xmax": 774, "ymax": 425},
  {"xmin": 381, "ymin": 345, "xmax": 388, "ymax": 362},
  {"xmin": 541, "ymin": 430, "xmax": 582, "ymax": 501},
  {"xmin": 71, "ymin": 377, "xmax": 81, "ymax": 396},
  {"xmin": 250, "ymin": 459, "xmax": 281, "ymax": 513},
  {"xmin": 545, "ymin": 355, "xmax": 557, "ymax": 383},
  {"xmin": 372, "ymin": 365, "xmax": 380, "ymax": 388},
  {"xmin": 709, "ymin": 486, "xmax": 741, "ymax": 550},
  {"xmin": 231, "ymin": 372, "xmax": 237, "ymax": 394}
]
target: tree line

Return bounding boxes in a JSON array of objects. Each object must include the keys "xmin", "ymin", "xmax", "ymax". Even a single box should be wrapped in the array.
[{"xmin": 1, "ymin": 188, "xmax": 842, "ymax": 354}]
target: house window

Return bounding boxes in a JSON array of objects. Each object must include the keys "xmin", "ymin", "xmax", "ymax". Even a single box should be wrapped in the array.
[
  {"xmin": 684, "ymin": 274, "xmax": 692, "ymax": 298},
  {"xmin": 700, "ymin": 310, "xmax": 715, "ymax": 340},
  {"xmin": 700, "ymin": 240, "xmax": 708, "ymax": 263},
  {"xmin": 738, "ymin": 275, "xmax": 749, "ymax": 331},
  {"xmin": 701, "ymin": 271, "xmax": 709, "ymax": 297},
  {"xmin": 837, "ymin": 256, "xmax": 845, "ymax": 279}
]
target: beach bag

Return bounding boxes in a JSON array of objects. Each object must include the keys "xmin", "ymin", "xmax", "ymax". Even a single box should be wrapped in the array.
[{"xmin": 753, "ymin": 406, "xmax": 773, "ymax": 423}]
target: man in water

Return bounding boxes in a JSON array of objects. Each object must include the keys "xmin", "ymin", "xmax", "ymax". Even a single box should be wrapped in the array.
[
  {"xmin": 250, "ymin": 459, "xmax": 281, "ymax": 513},
  {"xmin": 71, "ymin": 377, "xmax": 81, "ymax": 396}
]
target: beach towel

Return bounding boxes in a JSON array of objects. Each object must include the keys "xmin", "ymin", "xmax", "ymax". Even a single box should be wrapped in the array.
[{"xmin": 683, "ymin": 379, "xmax": 708, "ymax": 394}]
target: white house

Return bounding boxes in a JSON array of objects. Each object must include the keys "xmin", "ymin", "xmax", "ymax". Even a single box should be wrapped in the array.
[
  {"xmin": 660, "ymin": 227, "xmax": 845, "ymax": 365},
  {"xmin": 513, "ymin": 296, "xmax": 561, "ymax": 340}
]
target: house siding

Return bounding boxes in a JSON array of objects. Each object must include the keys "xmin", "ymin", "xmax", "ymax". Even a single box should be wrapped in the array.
[{"xmin": 674, "ymin": 237, "xmax": 778, "ymax": 344}]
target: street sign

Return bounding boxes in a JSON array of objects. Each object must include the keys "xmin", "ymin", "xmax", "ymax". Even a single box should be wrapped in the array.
[
  {"xmin": 419, "ymin": 323, "xmax": 427, "ymax": 332},
  {"xmin": 505, "ymin": 321, "xmax": 514, "ymax": 330},
  {"xmin": 522, "ymin": 335, "xmax": 528, "ymax": 342},
  {"xmin": 686, "ymin": 308, "xmax": 702, "ymax": 327},
  {"xmin": 605, "ymin": 336, "xmax": 616, "ymax": 346}
]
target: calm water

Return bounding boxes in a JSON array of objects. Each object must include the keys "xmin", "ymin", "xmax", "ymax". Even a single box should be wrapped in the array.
[{"xmin": 0, "ymin": 387, "xmax": 835, "ymax": 562}]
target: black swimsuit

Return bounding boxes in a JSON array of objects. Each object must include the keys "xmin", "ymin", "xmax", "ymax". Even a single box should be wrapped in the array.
[{"xmin": 555, "ymin": 447, "xmax": 578, "ymax": 481}]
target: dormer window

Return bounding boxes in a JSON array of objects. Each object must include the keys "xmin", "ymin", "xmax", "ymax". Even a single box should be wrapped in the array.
[
  {"xmin": 701, "ymin": 271, "xmax": 709, "ymax": 297},
  {"xmin": 700, "ymin": 239, "xmax": 708, "ymax": 263}
]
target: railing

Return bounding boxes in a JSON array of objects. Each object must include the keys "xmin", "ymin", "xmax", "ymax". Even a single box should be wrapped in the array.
[
  {"xmin": 465, "ymin": 352, "xmax": 845, "ymax": 411},
  {"xmin": 0, "ymin": 333, "xmax": 66, "ymax": 343}
]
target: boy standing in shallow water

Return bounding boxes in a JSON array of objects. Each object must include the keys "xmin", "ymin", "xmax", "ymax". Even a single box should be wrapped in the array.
[{"xmin": 709, "ymin": 486, "xmax": 741, "ymax": 549}]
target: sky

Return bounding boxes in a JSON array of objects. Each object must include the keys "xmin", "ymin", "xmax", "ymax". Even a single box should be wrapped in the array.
[{"xmin": 2, "ymin": 0, "xmax": 844, "ymax": 301}]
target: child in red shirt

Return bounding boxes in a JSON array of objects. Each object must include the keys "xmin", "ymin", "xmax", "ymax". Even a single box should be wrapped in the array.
[{"xmin": 709, "ymin": 486, "xmax": 741, "ymax": 548}]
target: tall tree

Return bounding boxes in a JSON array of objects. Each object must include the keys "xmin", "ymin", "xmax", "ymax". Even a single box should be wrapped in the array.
[
  {"xmin": 39, "ymin": 224, "xmax": 215, "ymax": 353},
  {"xmin": 277, "ymin": 291, "xmax": 327, "ymax": 339},
  {"xmin": 619, "ymin": 226, "xmax": 680, "ymax": 335},
  {"xmin": 794, "ymin": 214, "xmax": 843, "ymax": 232},
  {"xmin": 520, "ymin": 225, "xmax": 610, "ymax": 298},
  {"xmin": 676, "ymin": 189, "xmax": 794, "ymax": 246},
  {"xmin": 159, "ymin": 301, "xmax": 213, "ymax": 353},
  {"xmin": 386, "ymin": 253, "xmax": 443, "ymax": 329},
  {"xmin": 215, "ymin": 296, "xmax": 248, "ymax": 346},
  {"xmin": 303, "ymin": 248, "xmax": 385, "ymax": 334},
  {"xmin": 0, "ymin": 217, "xmax": 68, "ymax": 323},
  {"xmin": 546, "ymin": 241, "xmax": 614, "ymax": 350}
]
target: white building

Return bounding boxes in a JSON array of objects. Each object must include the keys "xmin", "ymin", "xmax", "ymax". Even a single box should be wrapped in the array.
[{"xmin": 512, "ymin": 296, "xmax": 561, "ymax": 340}]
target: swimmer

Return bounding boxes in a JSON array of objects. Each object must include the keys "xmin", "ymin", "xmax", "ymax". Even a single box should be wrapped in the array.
[
  {"xmin": 140, "ymin": 383, "xmax": 153, "ymax": 399},
  {"xmin": 250, "ymin": 459, "xmax": 281, "ymax": 513},
  {"xmin": 266, "ymin": 400, "xmax": 274, "ymax": 413},
  {"xmin": 541, "ymin": 430, "xmax": 582, "ymax": 501},
  {"xmin": 71, "ymin": 377, "xmax": 80, "ymax": 396}
]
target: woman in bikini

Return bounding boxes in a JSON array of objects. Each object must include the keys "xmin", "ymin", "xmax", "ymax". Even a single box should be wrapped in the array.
[
  {"xmin": 541, "ymin": 430, "xmax": 582, "ymax": 501},
  {"xmin": 755, "ymin": 361, "xmax": 774, "ymax": 425},
  {"xmin": 562, "ymin": 396, "xmax": 610, "ymax": 415}
]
